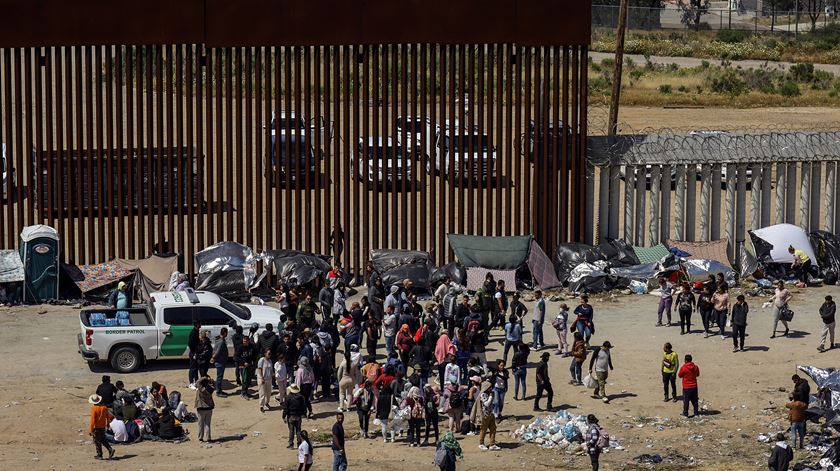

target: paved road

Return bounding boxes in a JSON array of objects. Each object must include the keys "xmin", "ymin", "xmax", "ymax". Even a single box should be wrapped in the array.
[{"xmin": 589, "ymin": 51, "xmax": 840, "ymax": 75}]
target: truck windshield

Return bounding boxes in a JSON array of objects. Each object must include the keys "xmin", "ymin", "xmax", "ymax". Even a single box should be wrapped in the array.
[
  {"xmin": 446, "ymin": 135, "xmax": 489, "ymax": 152},
  {"xmin": 219, "ymin": 297, "xmax": 252, "ymax": 320}
]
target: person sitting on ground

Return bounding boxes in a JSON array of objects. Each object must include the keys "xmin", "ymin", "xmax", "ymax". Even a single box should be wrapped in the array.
[
  {"xmin": 156, "ymin": 406, "xmax": 185, "ymax": 439},
  {"xmin": 107, "ymin": 415, "xmax": 129, "ymax": 444}
]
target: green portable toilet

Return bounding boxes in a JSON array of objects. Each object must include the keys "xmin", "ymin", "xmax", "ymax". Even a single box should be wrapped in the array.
[{"xmin": 19, "ymin": 225, "xmax": 60, "ymax": 303}]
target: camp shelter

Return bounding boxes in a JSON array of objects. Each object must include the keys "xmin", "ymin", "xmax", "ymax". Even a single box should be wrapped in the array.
[
  {"xmin": 667, "ymin": 239, "xmax": 732, "ymax": 268},
  {"xmin": 72, "ymin": 260, "xmax": 134, "ymax": 295},
  {"xmin": 115, "ymin": 255, "xmax": 179, "ymax": 302},
  {"xmin": 749, "ymin": 224, "xmax": 818, "ymax": 266},
  {"xmin": 195, "ymin": 241, "xmax": 266, "ymax": 298},
  {"xmin": 19, "ymin": 225, "xmax": 60, "ymax": 303},
  {"xmin": 446, "ymin": 234, "xmax": 561, "ymax": 291},
  {"xmin": 263, "ymin": 249, "xmax": 332, "ymax": 288},
  {"xmin": 369, "ymin": 249, "xmax": 437, "ymax": 293}
]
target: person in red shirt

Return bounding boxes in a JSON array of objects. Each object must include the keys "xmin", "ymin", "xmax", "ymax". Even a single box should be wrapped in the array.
[
  {"xmin": 88, "ymin": 394, "xmax": 115, "ymax": 460},
  {"xmin": 677, "ymin": 354, "xmax": 700, "ymax": 418}
]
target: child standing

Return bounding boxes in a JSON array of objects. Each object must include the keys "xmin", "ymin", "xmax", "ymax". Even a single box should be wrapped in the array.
[
  {"xmin": 274, "ymin": 353, "xmax": 288, "ymax": 404},
  {"xmin": 552, "ymin": 304, "xmax": 569, "ymax": 356}
]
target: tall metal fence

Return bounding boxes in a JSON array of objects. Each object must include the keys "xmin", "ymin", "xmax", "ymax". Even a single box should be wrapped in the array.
[
  {"xmin": 587, "ymin": 125, "xmax": 840, "ymax": 260},
  {"xmin": 593, "ymin": 4, "xmax": 840, "ymax": 34},
  {"xmin": 0, "ymin": 41, "xmax": 589, "ymax": 277}
]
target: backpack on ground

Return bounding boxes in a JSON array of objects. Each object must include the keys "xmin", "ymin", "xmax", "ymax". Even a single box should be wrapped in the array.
[
  {"xmin": 168, "ymin": 391, "xmax": 181, "ymax": 410},
  {"xmin": 595, "ymin": 425, "xmax": 610, "ymax": 450}
]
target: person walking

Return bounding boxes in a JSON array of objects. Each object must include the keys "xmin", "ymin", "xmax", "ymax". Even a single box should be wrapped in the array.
[
  {"xmin": 195, "ymin": 376, "xmax": 215, "ymax": 442},
  {"xmin": 423, "ymin": 383, "xmax": 440, "ymax": 446},
  {"xmin": 675, "ymin": 283, "xmax": 695, "ymax": 335},
  {"xmin": 231, "ymin": 325, "xmax": 245, "ymax": 386},
  {"xmin": 569, "ymin": 332, "xmax": 587, "ymax": 386},
  {"xmin": 330, "ymin": 225, "xmax": 344, "ymax": 262},
  {"xmin": 771, "ymin": 281, "xmax": 792, "ymax": 339},
  {"xmin": 383, "ymin": 305, "xmax": 398, "ymax": 357},
  {"xmin": 436, "ymin": 431, "xmax": 463, "ymax": 471},
  {"xmin": 552, "ymin": 304, "xmax": 569, "ymax": 356},
  {"xmin": 257, "ymin": 349, "xmax": 274, "ymax": 412},
  {"xmin": 661, "ymin": 343, "xmax": 679, "ymax": 402},
  {"xmin": 491, "ymin": 359, "xmax": 509, "ymax": 420},
  {"xmin": 236, "ymin": 336, "xmax": 257, "ymax": 398},
  {"xmin": 355, "ymin": 379, "xmax": 374, "ymax": 438},
  {"xmin": 573, "ymin": 295, "xmax": 595, "ymax": 346},
  {"xmin": 768, "ymin": 432, "xmax": 794, "ymax": 471},
  {"xmin": 503, "ymin": 315, "xmax": 523, "ymax": 363},
  {"xmin": 531, "ymin": 290, "xmax": 546, "ymax": 350},
  {"xmin": 731, "ymin": 295, "xmax": 749, "ymax": 352},
  {"xmin": 478, "ymin": 383, "xmax": 500, "ymax": 451},
  {"xmin": 585, "ymin": 414, "xmax": 606, "ymax": 471},
  {"xmin": 678, "ymin": 354, "xmax": 700, "ymax": 417},
  {"xmin": 404, "ymin": 386, "xmax": 425, "ymax": 447},
  {"xmin": 211, "ymin": 327, "xmax": 229, "ymax": 397},
  {"xmin": 711, "ymin": 285, "xmax": 730, "ymax": 340},
  {"xmin": 588, "ymin": 341, "xmax": 614, "ymax": 403},
  {"xmin": 295, "ymin": 356, "xmax": 316, "ymax": 418},
  {"xmin": 656, "ymin": 277, "xmax": 674, "ymax": 327},
  {"xmin": 697, "ymin": 286, "xmax": 714, "ymax": 335},
  {"xmin": 819, "ymin": 295, "xmax": 836, "ymax": 352},
  {"xmin": 443, "ymin": 377, "xmax": 463, "ymax": 434},
  {"xmin": 435, "ymin": 329, "xmax": 456, "ymax": 384},
  {"xmin": 377, "ymin": 379, "xmax": 396, "ymax": 443},
  {"xmin": 275, "ymin": 353, "xmax": 288, "ymax": 404},
  {"xmin": 511, "ymin": 343, "xmax": 529, "ymax": 400},
  {"xmin": 88, "ymin": 394, "xmax": 115, "ymax": 460},
  {"xmin": 284, "ymin": 384, "xmax": 307, "ymax": 449},
  {"xmin": 786, "ymin": 397, "xmax": 807, "ymax": 450},
  {"xmin": 188, "ymin": 320, "xmax": 202, "ymax": 388},
  {"xmin": 337, "ymin": 354, "xmax": 360, "ymax": 412},
  {"xmin": 533, "ymin": 352, "xmax": 554, "ymax": 411},
  {"xmin": 298, "ymin": 429, "xmax": 314, "ymax": 471},
  {"xmin": 331, "ymin": 412, "xmax": 347, "ymax": 471}
]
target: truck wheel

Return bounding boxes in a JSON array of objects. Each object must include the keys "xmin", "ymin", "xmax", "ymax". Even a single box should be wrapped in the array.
[{"xmin": 110, "ymin": 346, "xmax": 142, "ymax": 373}]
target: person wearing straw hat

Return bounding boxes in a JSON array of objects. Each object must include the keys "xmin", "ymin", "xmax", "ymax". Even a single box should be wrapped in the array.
[
  {"xmin": 88, "ymin": 394, "xmax": 115, "ymax": 460},
  {"xmin": 283, "ymin": 383, "xmax": 307, "ymax": 449}
]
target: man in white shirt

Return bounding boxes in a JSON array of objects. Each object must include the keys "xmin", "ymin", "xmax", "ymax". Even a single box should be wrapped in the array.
[
  {"xmin": 257, "ymin": 349, "xmax": 274, "ymax": 412},
  {"xmin": 108, "ymin": 416, "xmax": 128, "ymax": 443}
]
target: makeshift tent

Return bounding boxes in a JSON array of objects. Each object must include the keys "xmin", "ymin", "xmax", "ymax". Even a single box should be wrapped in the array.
[
  {"xmin": 264, "ymin": 249, "xmax": 331, "ymax": 288},
  {"xmin": 810, "ymin": 231, "xmax": 840, "ymax": 283},
  {"xmin": 369, "ymin": 249, "xmax": 436, "ymax": 293},
  {"xmin": 0, "ymin": 250, "xmax": 24, "ymax": 283},
  {"xmin": 667, "ymin": 239, "xmax": 732, "ymax": 268},
  {"xmin": 19, "ymin": 225, "xmax": 60, "ymax": 303},
  {"xmin": 738, "ymin": 242, "xmax": 760, "ymax": 279},
  {"xmin": 609, "ymin": 262, "xmax": 660, "ymax": 282},
  {"xmin": 435, "ymin": 262, "xmax": 467, "ymax": 286},
  {"xmin": 116, "ymin": 255, "xmax": 179, "ymax": 302},
  {"xmin": 749, "ymin": 224, "xmax": 818, "ymax": 266},
  {"xmin": 447, "ymin": 234, "xmax": 561, "ymax": 290},
  {"xmin": 195, "ymin": 241, "xmax": 265, "ymax": 298},
  {"xmin": 466, "ymin": 267, "xmax": 517, "ymax": 292},
  {"xmin": 568, "ymin": 262, "xmax": 631, "ymax": 293},
  {"xmin": 632, "ymin": 243, "xmax": 670, "ymax": 265},
  {"xmin": 553, "ymin": 239, "xmax": 638, "ymax": 285},
  {"xmin": 73, "ymin": 260, "xmax": 134, "ymax": 294}
]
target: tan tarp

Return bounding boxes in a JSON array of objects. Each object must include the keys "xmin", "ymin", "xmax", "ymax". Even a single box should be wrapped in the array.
[
  {"xmin": 667, "ymin": 239, "xmax": 732, "ymax": 268},
  {"xmin": 116, "ymin": 255, "xmax": 178, "ymax": 301}
]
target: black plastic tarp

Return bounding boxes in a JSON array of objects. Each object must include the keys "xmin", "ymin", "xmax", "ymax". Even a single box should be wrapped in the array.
[
  {"xmin": 370, "ymin": 249, "xmax": 436, "ymax": 292},
  {"xmin": 554, "ymin": 243, "xmax": 602, "ymax": 283},
  {"xmin": 195, "ymin": 242, "xmax": 265, "ymax": 297},
  {"xmin": 264, "ymin": 249, "xmax": 331, "ymax": 287},
  {"xmin": 567, "ymin": 262, "xmax": 631, "ymax": 293},
  {"xmin": 811, "ymin": 231, "xmax": 840, "ymax": 283},
  {"xmin": 435, "ymin": 262, "xmax": 467, "ymax": 287},
  {"xmin": 598, "ymin": 238, "xmax": 640, "ymax": 266}
]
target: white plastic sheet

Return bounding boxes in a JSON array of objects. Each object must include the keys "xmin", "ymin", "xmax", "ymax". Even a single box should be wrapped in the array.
[{"xmin": 750, "ymin": 224, "xmax": 818, "ymax": 266}]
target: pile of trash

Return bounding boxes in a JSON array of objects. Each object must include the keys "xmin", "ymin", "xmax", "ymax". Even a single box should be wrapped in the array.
[{"xmin": 512, "ymin": 410, "xmax": 623, "ymax": 452}]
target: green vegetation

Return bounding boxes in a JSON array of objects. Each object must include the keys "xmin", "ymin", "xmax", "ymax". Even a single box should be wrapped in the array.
[
  {"xmin": 592, "ymin": 24, "xmax": 840, "ymax": 64},
  {"xmin": 588, "ymin": 57, "xmax": 840, "ymax": 107}
]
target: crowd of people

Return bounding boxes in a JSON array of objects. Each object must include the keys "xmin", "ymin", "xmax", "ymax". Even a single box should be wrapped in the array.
[{"xmin": 85, "ymin": 261, "xmax": 834, "ymax": 471}]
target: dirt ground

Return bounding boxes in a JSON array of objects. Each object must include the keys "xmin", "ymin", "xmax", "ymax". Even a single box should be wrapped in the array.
[{"xmin": 0, "ymin": 284, "xmax": 837, "ymax": 470}]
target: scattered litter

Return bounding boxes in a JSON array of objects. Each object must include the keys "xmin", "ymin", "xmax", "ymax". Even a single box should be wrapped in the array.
[
  {"xmin": 252, "ymin": 431, "xmax": 262, "ymax": 437},
  {"xmin": 513, "ymin": 410, "xmax": 622, "ymax": 452},
  {"xmin": 633, "ymin": 453, "xmax": 662, "ymax": 464},
  {"xmin": 688, "ymin": 434, "xmax": 704, "ymax": 441}
]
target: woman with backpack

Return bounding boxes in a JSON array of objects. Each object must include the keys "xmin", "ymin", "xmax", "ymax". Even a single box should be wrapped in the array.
[
  {"xmin": 422, "ymin": 383, "xmax": 440, "ymax": 446},
  {"xmin": 376, "ymin": 380, "xmax": 396, "ymax": 443},
  {"xmin": 675, "ymin": 282, "xmax": 695, "ymax": 335},
  {"xmin": 295, "ymin": 357, "xmax": 316, "ymax": 419},
  {"xmin": 402, "ymin": 386, "xmax": 425, "ymax": 447},
  {"xmin": 443, "ymin": 377, "xmax": 464, "ymax": 433},
  {"xmin": 569, "ymin": 332, "xmax": 587, "ymax": 386},
  {"xmin": 585, "ymin": 414, "xmax": 607, "ymax": 471},
  {"xmin": 355, "ymin": 379, "xmax": 375, "ymax": 438},
  {"xmin": 435, "ymin": 431, "xmax": 463, "ymax": 471}
]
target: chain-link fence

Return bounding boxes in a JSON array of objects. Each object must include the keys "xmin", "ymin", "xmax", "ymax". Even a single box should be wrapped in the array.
[{"xmin": 593, "ymin": 3, "xmax": 840, "ymax": 34}]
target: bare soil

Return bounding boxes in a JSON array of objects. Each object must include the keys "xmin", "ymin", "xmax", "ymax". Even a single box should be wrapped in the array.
[{"xmin": 0, "ymin": 284, "xmax": 836, "ymax": 470}]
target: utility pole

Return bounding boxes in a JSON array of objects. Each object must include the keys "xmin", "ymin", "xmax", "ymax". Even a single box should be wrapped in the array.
[{"xmin": 608, "ymin": 0, "xmax": 629, "ymax": 136}]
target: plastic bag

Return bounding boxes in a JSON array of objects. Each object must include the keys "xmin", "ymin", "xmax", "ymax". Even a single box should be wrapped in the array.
[{"xmin": 583, "ymin": 374, "xmax": 598, "ymax": 389}]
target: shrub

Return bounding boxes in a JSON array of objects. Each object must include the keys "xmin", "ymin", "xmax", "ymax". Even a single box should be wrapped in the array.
[
  {"xmin": 829, "ymin": 80, "xmax": 840, "ymax": 98},
  {"xmin": 659, "ymin": 84, "xmax": 673, "ymax": 94},
  {"xmin": 789, "ymin": 63, "xmax": 815, "ymax": 83},
  {"xmin": 629, "ymin": 69, "xmax": 645, "ymax": 80},
  {"xmin": 701, "ymin": 60, "xmax": 710, "ymax": 69},
  {"xmin": 708, "ymin": 69, "xmax": 747, "ymax": 96},
  {"xmin": 677, "ymin": 85, "xmax": 689, "ymax": 92},
  {"xmin": 716, "ymin": 29, "xmax": 750, "ymax": 44},
  {"xmin": 810, "ymin": 69, "xmax": 835, "ymax": 90},
  {"xmin": 779, "ymin": 80, "xmax": 801, "ymax": 97}
]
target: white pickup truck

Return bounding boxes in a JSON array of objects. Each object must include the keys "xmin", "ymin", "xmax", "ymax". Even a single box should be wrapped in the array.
[{"xmin": 78, "ymin": 289, "xmax": 283, "ymax": 373}]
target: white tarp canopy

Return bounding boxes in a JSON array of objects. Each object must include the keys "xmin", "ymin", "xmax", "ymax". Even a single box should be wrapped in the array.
[
  {"xmin": 0, "ymin": 250, "xmax": 24, "ymax": 282},
  {"xmin": 750, "ymin": 223, "xmax": 819, "ymax": 267}
]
